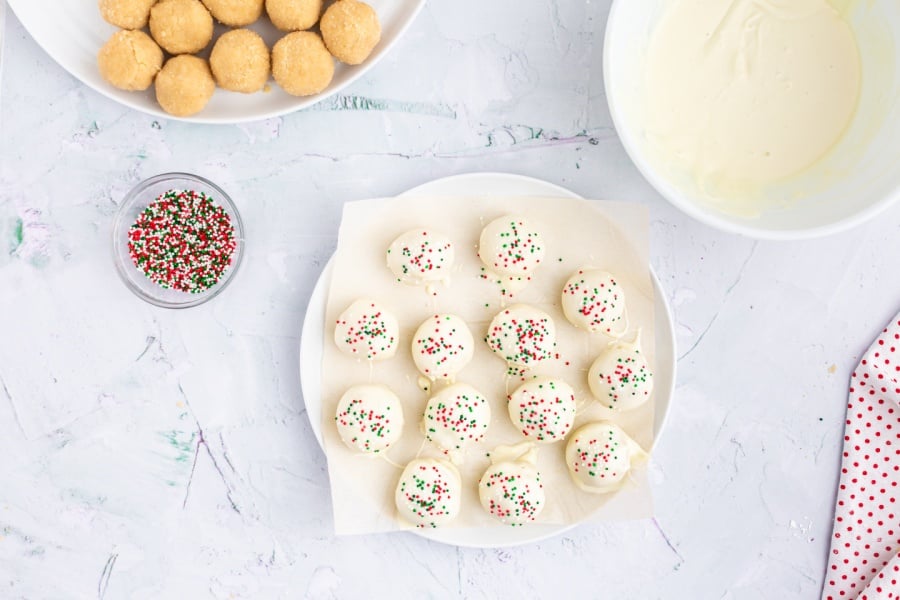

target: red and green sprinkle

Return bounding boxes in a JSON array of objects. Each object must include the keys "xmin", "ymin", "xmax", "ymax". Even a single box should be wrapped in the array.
[
  {"xmin": 481, "ymin": 465, "xmax": 544, "ymax": 525},
  {"xmin": 397, "ymin": 462, "xmax": 459, "ymax": 528},
  {"xmin": 562, "ymin": 270, "xmax": 623, "ymax": 332},
  {"xmin": 571, "ymin": 428, "xmax": 623, "ymax": 480},
  {"xmin": 424, "ymin": 387, "xmax": 490, "ymax": 450},
  {"xmin": 128, "ymin": 189, "xmax": 236, "ymax": 294},
  {"xmin": 595, "ymin": 349, "xmax": 653, "ymax": 406},
  {"xmin": 485, "ymin": 307, "xmax": 557, "ymax": 374},
  {"xmin": 335, "ymin": 397, "xmax": 396, "ymax": 453},
  {"xmin": 483, "ymin": 218, "xmax": 544, "ymax": 275},
  {"xmin": 508, "ymin": 379, "xmax": 576, "ymax": 442}
]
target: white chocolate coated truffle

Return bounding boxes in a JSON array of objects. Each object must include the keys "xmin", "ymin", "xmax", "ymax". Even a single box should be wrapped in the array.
[
  {"xmin": 478, "ymin": 443, "xmax": 545, "ymax": 525},
  {"xmin": 386, "ymin": 228, "xmax": 455, "ymax": 286},
  {"xmin": 411, "ymin": 314, "xmax": 474, "ymax": 381},
  {"xmin": 561, "ymin": 269, "xmax": 626, "ymax": 335},
  {"xmin": 478, "ymin": 215, "xmax": 544, "ymax": 294},
  {"xmin": 334, "ymin": 384, "xmax": 403, "ymax": 454},
  {"xmin": 334, "ymin": 299, "xmax": 399, "ymax": 361},
  {"xmin": 484, "ymin": 304, "xmax": 557, "ymax": 373},
  {"xmin": 565, "ymin": 422, "xmax": 646, "ymax": 494},
  {"xmin": 507, "ymin": 377, "xmax": 576, "ymax": 443},
  {"xmin": 588, "ymin": 342, "xmax": 653, "ymax": 411},
  {"xmin": 422, "ymin": 383, "xmax": 491, "ymax": 457},
  {"xmin": 395, "ymin": 458, "xmax": 462, "ymax": 528}
]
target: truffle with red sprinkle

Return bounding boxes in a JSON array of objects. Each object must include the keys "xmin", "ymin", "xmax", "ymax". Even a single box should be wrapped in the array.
[
  {"xmin": 485, "ymin": 304, "xmax": 557, "ymax": 375},
  {"xmin": 395, "ymin": 458, "xmax": 462, "ymax": 528},
  {"xmin": 478, "ymin": 215, "xmax": 545, "ymax": 295},
  {"xmin": 588, "ymin": 340, "xmax": 653, "ymax": 411},
  {"xmin": 422, "ymin": 382, "xmax": 491, "ymax": 460},
  {"xmin": 565, "ymin": 422, "xmax": 646, "ymax": 493},
  {"xmin": 334, "ymin": 299, "xmax": 399, "ymax": 361},
  {"xmin": 507, "ymin": 377, "xmax": 576, "ymax": 443},
  {"xmin": 411, "ymin": 314, "xmax": 474, "ymax": 382},
  {"xmin": 334, "ymin": 384, "xmax": 404, "ymax": 454},
  {"xmin": 386, "ymin": 228, "xmax": 455, "ymax": 287},
  {"xmin": 561, "ymin": 269, "xmax": 626, "ymax": 336},
  {"xmin": 478, "ymin": 442, "xmax": 545, "ymax": 526}
]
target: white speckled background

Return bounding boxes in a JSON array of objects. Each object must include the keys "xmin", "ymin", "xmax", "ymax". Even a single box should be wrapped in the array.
[{"xmin": 1, "ymin": 1, "xmax": 899, "ymax": 598}]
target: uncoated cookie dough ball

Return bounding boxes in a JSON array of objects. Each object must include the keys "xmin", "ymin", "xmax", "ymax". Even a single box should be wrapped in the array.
[
  {"xmin": 201, "ymin": 0, "xmax": 264, "ymax": 26},
  {"xmin": 210, "ymin": 29, "xmax": 270, "ymax": 93},
  {"xmin": 99, "ymin": 0, "xmax": 158, "ymax": 29},
  {"xmin": 155, "ymin": 55, "xmax": 216, "ymax": 117},
  {"xmin": 320, "ymin": 0, "xmax": 381, "ymax": 65},
  {"xmin": 272, "ymin": 32, "xmax": 334, "ymax": 96},
  {"xmin": 98, "ymin": 30, "xmax": 164, "ymax": 91},
  {"xmin": 265, "ymin": 0, "xmax": 322, "ymax": 32},
  {"xmin": 149, "ymin": 0, "xmax": 214, "ymax": 55}
]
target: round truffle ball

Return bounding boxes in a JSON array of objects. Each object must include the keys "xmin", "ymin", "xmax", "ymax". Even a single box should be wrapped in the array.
[
  {"xmin": 479, "ymin": 459, "xmax": 545, "ymax": 525},
  {"xmin": 265, "ymin": 0, "xmax": 322, "ymax": 31},
  {"xmin": 335, "ymin": 384, "xmax": 404, "ymax": 454},
  {"xmin": 333, "ymin": 299, "xmax": 398, "ymax": 361},
  {"xmin": 507, "ymin": 377, "xmax": 576, "ymax": 444},
  {"xmin": 200, "ymin": 0, "xmax": 263, "ymax": 26},
  {"xmin": 485, "ymin": 304, "xmax": 557, "ymax": 373},
  {"xmin": 565, "ymin": 422, "xmax": 646, "ymax": 494},
  {"xmin": 155, "ymin": 55, "xmax": 216, "ymax": 117},
  {"xmin": 386, "ymin": 228, "xmax": 455, "ymax": 287},
  {"xmin": 98, "ymin": 30, "xmax": 164, "ymax": 91},
  {"xmin": 320, "ymin": 0, "xmax": 381, "ymax": 65},
  {"xmin": 479, "ymin": 215, "xmax": 545, "ymax": 278},
  {"xmin": 149, "ymin": 0, "xmax": 214, "ymax": 55},
  {"xmin": 395, "ymin": 458, "xmax": 462, "ymax": 528},
  {"xmin": 272, "ymin": 31, "xmax": 334, "ymax": 97},
  {"xmin": 99, "ymin": 0, "xmax": 158, "ymax": 29},
  {"xmin": 422, "ymin": 383, "xmax": 491, "ymax": 458},
  {"xmin": 588, "ymin": 342, "xmax": 654, "ymax": 412},
  {"xmin": 411, "ymin": 314, "xmax": 474, "ymax": 382},
  {"xmin": 210, "ymin": 29, "xmax": 270, "ymax": 93},
  {"xmin": 561, "ymin": 269, "xmax": 626, "ymax": 335}
]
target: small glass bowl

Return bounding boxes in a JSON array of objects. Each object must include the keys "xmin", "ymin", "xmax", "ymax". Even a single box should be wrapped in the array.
[{"xmin": 113, "ymin": 173, "xmax": 245, "ymax": 309}]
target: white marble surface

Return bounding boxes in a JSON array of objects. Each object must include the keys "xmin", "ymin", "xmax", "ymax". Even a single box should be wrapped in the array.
[{"xmin": 1, "ymin": 1, "xmax": 899, "ymax": 598}]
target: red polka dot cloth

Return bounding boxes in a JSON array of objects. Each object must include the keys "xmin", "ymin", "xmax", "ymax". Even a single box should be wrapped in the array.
[{"xmin": 823, "ymin": 314, "xmax": 900, "ymax": 599}]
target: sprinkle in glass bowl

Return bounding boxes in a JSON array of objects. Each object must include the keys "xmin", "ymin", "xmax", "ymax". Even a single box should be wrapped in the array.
[{"xmin": 113, "ymin": 173, "xmax": 245, "ymax": 308}]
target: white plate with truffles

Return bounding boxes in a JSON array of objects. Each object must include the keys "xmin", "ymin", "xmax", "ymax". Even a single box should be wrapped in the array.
[
  {"xmin": 299, "ymin": 172, "xmax": 677, "ymax": 547},
  {"xmin": 7, "ymin": 0, "xmax": 425, "ymax": 123}
]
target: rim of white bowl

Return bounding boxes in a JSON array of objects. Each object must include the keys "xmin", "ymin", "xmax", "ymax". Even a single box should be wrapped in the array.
[{"xmin": 602, "ymin": 0, "xmax": 900, "ymax": 241}]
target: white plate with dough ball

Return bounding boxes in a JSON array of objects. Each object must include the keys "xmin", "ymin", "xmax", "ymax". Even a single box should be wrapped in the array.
[
  {"xmin": 6, "ymin": 0, "xmax": 425, "ymax": 124},
  {"xmin": 298, "ymin": 172, "xmax": 678, "ymax": 548}
]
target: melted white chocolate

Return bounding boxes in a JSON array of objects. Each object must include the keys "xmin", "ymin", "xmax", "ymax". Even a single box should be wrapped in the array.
[{"xmin": 645, "ymin": 0, "xmax": 861, "ymax": 201}]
